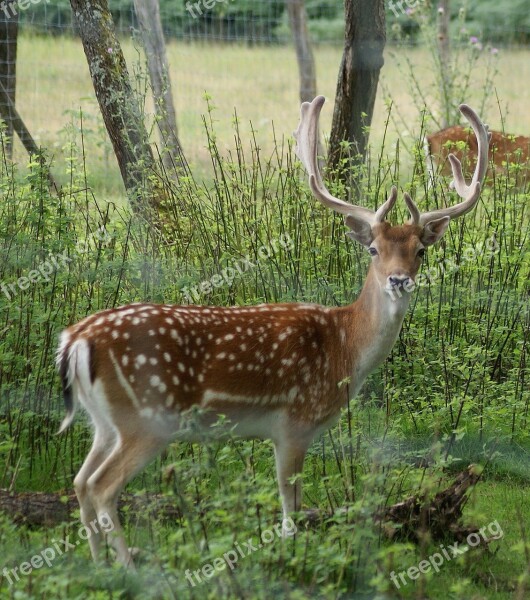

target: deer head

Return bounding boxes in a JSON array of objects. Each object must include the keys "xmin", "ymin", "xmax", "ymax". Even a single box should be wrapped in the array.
[{"xmin": 293, "ymin": 96, "xmax": 489, "ymax": 300}]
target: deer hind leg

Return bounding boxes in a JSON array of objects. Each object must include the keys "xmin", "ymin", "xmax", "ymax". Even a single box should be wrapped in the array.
[
  {"xmin": 68, "ymin": 377, "xmax": 119, "ymax": 563},
  {"xmin": 85, "ymin": 428, "xmax": 166, "ymax": 568},
  {"xmin": 73, "ymin": 417, "xmax": 117, "ymax": 563}
]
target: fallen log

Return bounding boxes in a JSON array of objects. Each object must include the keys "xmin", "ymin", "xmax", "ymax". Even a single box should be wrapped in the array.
[
  {"xmin": 298, "ymin": 465, "xmax": 488, "ymax": 546},
  {"xmin": 374, "ymin": 464, "xmax": 483, "ymax": 543},
  {"xmin": 0, "ymin": 489, "xmax": 181, "ymax": 527},
  {"xmin": 1, "ymin": 465, "xmax": 483, "ymax": 544}
]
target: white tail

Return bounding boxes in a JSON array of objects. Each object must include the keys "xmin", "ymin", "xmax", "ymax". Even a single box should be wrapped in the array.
[{"xmin": 58, "ymin": 97, "xmax": 489, "ymax": 568}]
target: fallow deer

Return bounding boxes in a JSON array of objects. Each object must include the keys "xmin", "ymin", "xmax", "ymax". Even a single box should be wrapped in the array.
[
  {"xmin": 426, "ymin": 124, "xmax": 528, "ymax": 185},
  {"xmin": 57, "ymin": 96, "xmax": 489, "ymax": 568}
]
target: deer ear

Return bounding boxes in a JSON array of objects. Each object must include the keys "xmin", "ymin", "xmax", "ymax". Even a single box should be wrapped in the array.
[
  {"xmin": 345, "ymin": 215, "xmax": 373, "ymax": 247},
  {"xmin": 421, "ymin": 216, "xmax": 451, "ymax": 247}
]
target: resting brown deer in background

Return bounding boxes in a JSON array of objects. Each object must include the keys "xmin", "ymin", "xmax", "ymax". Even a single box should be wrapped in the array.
[
  {"xmin": 426, "ymin": 124, "xmax": 529, "ymax": 185},
  {"xmin": 57, "ymin": 96, "xmax": 489, "ymax": 568}
]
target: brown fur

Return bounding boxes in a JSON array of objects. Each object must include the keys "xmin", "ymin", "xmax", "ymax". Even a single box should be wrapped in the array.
[{"xmin": 428, "ymin": 126, "xmax": 529, "ymax": 180}]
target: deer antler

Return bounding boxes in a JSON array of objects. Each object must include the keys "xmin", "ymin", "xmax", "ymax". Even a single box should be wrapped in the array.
[
  {"xmin": 411, "ymin": 104, "xmax": 490, "ymax": 226},
  {"xmin": 294, "ymin": 97, "xmax": 490, "ymax": 229},
  {"xmin": 293, "ymin": 95, "xmax": 397, "ymax": 226}
]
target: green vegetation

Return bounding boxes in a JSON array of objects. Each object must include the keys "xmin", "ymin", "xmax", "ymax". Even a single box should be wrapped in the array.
[
  {"xmin": 0, "ymin": 86, "xmax": 529, "ymax": 597},
  {"xmin": 0, "ymin": 19, "xmax": 529, "ymax": 599}
]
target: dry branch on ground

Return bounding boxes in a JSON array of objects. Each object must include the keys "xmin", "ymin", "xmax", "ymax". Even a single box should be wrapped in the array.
[{"xmin": 0, "ymin": 489, "xmax": 181, "ymax": 527}]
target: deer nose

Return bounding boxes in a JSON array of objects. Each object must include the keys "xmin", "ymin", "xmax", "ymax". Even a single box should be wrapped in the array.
[{"xmin": 387, "ymin": 275, "xmax": 413, "ymax": 289}]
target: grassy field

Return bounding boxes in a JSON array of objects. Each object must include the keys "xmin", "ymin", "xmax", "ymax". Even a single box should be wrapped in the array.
[
  {"xmin": 0, "ymin": 34, "xmax": 529, "ymax": 599},
  {"xmin": 14, "ymin": 35, "xmax": 530, "ymax": 192}
]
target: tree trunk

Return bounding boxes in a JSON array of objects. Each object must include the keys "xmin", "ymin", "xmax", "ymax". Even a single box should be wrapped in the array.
[
  {"xmin": 70, "ymin": 0, "xmax": 162, "ymax": 218},
  {"xmin": 133, "ymin": 0, "xmax": 186, "ymax": 175},
  {"xmin": 328, "ymin": 0, "xmax": 386, "ymax": 177},
  {"xmin": 285, "ymin": 0, "xmax": 317, "ymax": 103},
  {"xmin": 0, "ymin": 2, "xmax": 18, "ymax": 159},
  {"xmin": 0, "ymin": 79, "xmax": 58, "ymax": 191},
  {"xmin": 438, "ymin": 0, "xmax": 452, "ymax": 127}
]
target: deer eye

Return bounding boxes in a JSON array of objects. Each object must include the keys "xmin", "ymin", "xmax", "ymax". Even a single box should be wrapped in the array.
[
  {"xmin": 417, "ymin": 248, "xmax": 426, "ymax": 259},
  {"xmin": 368, "ymin": 247, "xmax": 378, "ymax": 257}
]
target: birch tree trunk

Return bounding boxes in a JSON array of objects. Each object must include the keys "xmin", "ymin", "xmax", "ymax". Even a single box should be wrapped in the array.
[
  {"xmin": 285, "ymin": 0, "xmax": 317, "ymax": 103},
  {"xmin": 133, "ymin": 0, "xmax": 185, "ymax": 175},
  {"xmin": 438, "ymin": 0, "xmax": 452, "ymax": 127}
]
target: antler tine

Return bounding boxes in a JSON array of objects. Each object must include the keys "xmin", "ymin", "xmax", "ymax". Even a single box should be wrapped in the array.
[
  {"xmin": 293, "ymin": 95, "xmax": 378, "ymax": 224},
  {"xmin": 403, "ymin": 192, "xmax": 421, "ymax": 225},
  {"xmin": 374, "ymin": 186, "xmax": 398, "ymax": 222},
  {"xmin": 418, "ymin": 104, "xmax": 490, "ymax": 225}
]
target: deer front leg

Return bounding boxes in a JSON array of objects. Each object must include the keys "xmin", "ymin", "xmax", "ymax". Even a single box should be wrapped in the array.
[{"xmin": 273, "ymin": 434, "xmax": 311, "ymax": 536}]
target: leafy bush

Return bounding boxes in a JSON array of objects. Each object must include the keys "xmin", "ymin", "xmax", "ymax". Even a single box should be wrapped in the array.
[{"xmin": 387, "ymin": 0, "xmax": 530, "ymax": 46}]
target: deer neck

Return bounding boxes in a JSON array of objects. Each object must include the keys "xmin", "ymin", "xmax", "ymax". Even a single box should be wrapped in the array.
[{"xmin": 334, "ymin": 266, "xmax": 411, "ymax": 389}]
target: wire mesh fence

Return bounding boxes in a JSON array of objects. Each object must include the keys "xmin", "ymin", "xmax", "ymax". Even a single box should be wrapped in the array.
[{"xmin": 0, "ymin": 0, "xmax": 529, "ymax": 193}]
